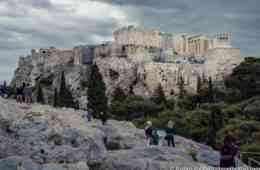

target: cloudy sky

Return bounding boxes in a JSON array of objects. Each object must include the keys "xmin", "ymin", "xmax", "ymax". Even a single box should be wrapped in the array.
[{"xmin": 0, "ymin": 0, "xmax": 259, "ymax": 82}]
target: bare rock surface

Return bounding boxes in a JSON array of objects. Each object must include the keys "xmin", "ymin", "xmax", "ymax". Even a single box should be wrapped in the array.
[{"xmin": 0, "ymin": 98, "xmax": 246, "ymax": 169}]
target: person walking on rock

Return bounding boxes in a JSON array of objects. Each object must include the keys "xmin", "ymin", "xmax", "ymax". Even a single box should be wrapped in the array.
[
  {"xmin": 220, "ymin": 132, "xmax": 238, "ymax": 168},
  {"xmin": 100, "ymin": 112, "xmax": 108, "ymax": 125},
  {"xmin": 145, "ymin": 121, "xmax": 153, "ymax": 146},
  {"xmin": 16, "ymin": 86, "xmax": 24, "ymax": 103},
  {"xmin": 24, "ymin": 83, "xmax": 33, "ymax": 104},
  {"xmin": 0, "ymin": 81, "xmax": 7, "ymax": 98},
  {"xmin": 165, "ymin": 120, "xmax": 175, "ymax": 147},
  {"xmin": 87, "ymin": 109, "xmax": 93, "ymax": 122},
  {"xmin": 151, "ymin": 129, "xmax": 160, "ymax": 146},
  {"xmin": 83, "ymin": 109, "xmax": 93, "ymax": 122}
]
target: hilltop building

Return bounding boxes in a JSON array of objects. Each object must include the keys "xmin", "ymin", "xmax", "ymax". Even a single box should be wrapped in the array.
[
  {"xmin": 11, "ymin": 25, "xmax": 242, "ymax": 109},
  {"xmin": 173, "ymin": 32, "xmax": 232, "ymax": 56}
]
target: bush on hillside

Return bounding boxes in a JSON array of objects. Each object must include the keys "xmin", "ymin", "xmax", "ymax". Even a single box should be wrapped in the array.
[
  {"xmin": 177, "ymin": 95, "xmax": 197, "ymax": 111},
  {"xmin": 225, "ymin": 57, "xmax": 260, "ymax": 99},
  {"xmin": 185, "ymin": 109, "xmax": 211, "ymax": 142},
  {"xmin": 151, "ymin": 84, "xmax": 167, "ymax": 106},
  {"xmin": 222, "ymin": 104, "xmax": 242, "ymax": 119},
  {"xmin": 165, "ymin": 98, "xmax": 175, "ymax": 110},
  {"xmin": 110, "ymin": 95, "xmax": 163, "ymax": 121},
  {"xmin": 217, "ymin": 119, "xmax": 260, "ymax": 145}
]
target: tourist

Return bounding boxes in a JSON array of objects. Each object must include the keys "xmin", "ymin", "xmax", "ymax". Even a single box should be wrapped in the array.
[
  {"xmin": 164, "ymin": 120, "xmax": 175, "ymax": 147},
  {"xmin": 87, "ymin": 109, "xmax": 93, "ymax": 122},
  {"xmin": 83, "ymin": 109, "xmax": 93, "ymax": 122},
  {"xmin": 0, "ymin": 84, "xmax": 3, "ymax": 98},
  {"xmin": 0, "ymin": 81, "xmax": 7, "ymax": 98},
  {"xmin": 24, "ymin": 83, "xmax": 33, "ymax": 104},
  {"xmin": 220, "ymin": 132, "xmax": 238, "ymax": 168},
  {"xmin": 100, "ymin": 112, "xmax": 108, "ymax": 125},
  {"xmin": 16, "ymin": 86, "xmax": 24, "ymax": 103},
  {"xmin": 151, "ymin": 129, "xmax": 160, "ymax": 146},
  {"xmin": 145, "ymin": 121, "xmax": 153, "ymax": 146}
]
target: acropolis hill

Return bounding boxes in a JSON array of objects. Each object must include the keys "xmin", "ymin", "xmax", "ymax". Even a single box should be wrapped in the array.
[{"xmin": 11, "ymin": 25, "xmax": 243, "ymax": 109}]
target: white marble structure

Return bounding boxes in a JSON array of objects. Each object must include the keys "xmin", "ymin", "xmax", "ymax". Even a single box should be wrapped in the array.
[{"xmin": 173, "ymin": 32, "xmax": 232, "ymax": 56}]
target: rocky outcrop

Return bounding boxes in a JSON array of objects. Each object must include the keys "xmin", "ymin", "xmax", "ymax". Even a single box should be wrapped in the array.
[
  {"xmin": 0, "ymin": 98, "xmax": 105, "ymax": 166},
  {"xmin": 11, "ymin": 43, "xmax": 243, "ymax": 109},
  {"xmin": 0, "ymin": 98, "xmax": 247, "ymax": 169},
  {"xmin": 94, "ymin": 147, "xmax": 207, "ymax": 170},
  {"xmin": 0, "ymin": 157, "xmax": 89, "ymax": 170}
]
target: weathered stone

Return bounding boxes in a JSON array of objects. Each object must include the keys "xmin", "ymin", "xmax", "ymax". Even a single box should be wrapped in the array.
[
  {"xmin": 0, "ymin": 98, "xmax": 248, "ymax": 169},
  {"xmin": 94, "ymin": 147, "xmax": 208, "ymax": 170},
  {"xmin": 0, "ymin": 99, "xmax": 106, "ymax": 165}
]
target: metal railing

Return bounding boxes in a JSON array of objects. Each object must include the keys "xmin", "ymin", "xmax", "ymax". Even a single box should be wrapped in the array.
[{"xmin": 240, "ymin": 152, "xmax": 260, "ymax": 167}]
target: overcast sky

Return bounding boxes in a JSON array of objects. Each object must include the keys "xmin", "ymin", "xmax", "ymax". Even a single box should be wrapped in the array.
[{"xmin": 0, "ymin": 0, "xmax": 259, "ymax": 83}]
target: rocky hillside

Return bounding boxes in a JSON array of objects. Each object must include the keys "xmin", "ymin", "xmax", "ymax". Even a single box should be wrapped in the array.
[{"xmin": 0, "ymin": 98, "xmax": 246, "ymax": 170}]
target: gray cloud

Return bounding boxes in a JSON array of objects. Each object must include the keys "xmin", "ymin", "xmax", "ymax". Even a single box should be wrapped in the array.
[{"xmin": 0, "ymin": 0, "xmax": 259, "ymax": 83}]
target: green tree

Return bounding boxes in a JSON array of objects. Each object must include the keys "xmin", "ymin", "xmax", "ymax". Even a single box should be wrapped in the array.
[
  {"xmin": 53, "ymin": 88, "xmax": 58, "ymax": 107},
  {"xmin": 207, "ymin": 105, "xmax": 224, "ymax": 148},
  {"xmin": 36, "ymin": 83, "xmax": 44, "ymax": 104},
  {"xmin": 110, "ymin": 87, "xmax": 127, "ymax": 120},
  {"xmin": 87, "ymin": 64, "xmax": 108, "ymax": 116},
  {"xmin": 225, "ymin": 57, "xmax": 260, "ymax": 99},
  {"xmin": 112, "ymin": 87, "xmax": 127, "ymax": 103},
  {"xmin": 208, "ymin": 76, "xmax": 214, "ymax": 103},
  {"xmin": 195, "ymin": 75, "xmax": 203, "ymax": 107},
  {"xmin": 197, "ymin": 75, "xmax": 202, "ymax": 94},
  {"xmin": 152, "ymin": 84, "xmax": 167, "ymax": 105},
  {"xmin": 58, "ymin": 71, "xmax": 77, "ymax": 108},
  {"xmin": 178, "ymin": 76, "xmax": 185, "ymax": 99}
]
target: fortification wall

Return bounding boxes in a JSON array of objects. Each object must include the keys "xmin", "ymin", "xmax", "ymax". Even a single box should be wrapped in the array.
[
  {"xmin": 204, "ymin": 48, "xmax": 242, "ymax": 81},
  {"xmin": 142, "ymin": 63, "xmax": 204, "ymax": 95},
  {"xmin": 114, "ymin": 26, "xmax": 162, "ymax": 48}
]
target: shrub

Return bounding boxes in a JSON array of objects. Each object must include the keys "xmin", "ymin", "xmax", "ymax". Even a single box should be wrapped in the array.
[
  {"xmin": 222, "ymin": 104, "xmax": 242, "ymax": 118},
  {"xmin": 217, "ymin": 119, "xmax": 260, "ymax": 145},
  {"xmin": 185, "ymin": 109, "xmax": 211, "ymax": 142},
  {"xmin": 165, "ymin": 98, "xmax": 175, "ymax": 110},
  {"xmin": 110, "ymin": 95, "xmax": 163, "ymax": 121}
]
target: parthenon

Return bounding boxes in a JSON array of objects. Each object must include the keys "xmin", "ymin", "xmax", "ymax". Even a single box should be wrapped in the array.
[
  {"xmin": 173, "ymin": 32, "xmax": 232, "ymax": 56},
  {"xmin": 113, "ymin": 25, "xmax": 233, "ymax": 57}
]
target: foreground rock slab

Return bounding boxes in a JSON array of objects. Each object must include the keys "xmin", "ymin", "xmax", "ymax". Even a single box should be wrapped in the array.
[
  {"xmin": 0, "ymin": 98, "xmax": 246, "ymax": 169},
  {"xmin": 92, "ymin": 147, "xmax": 208, "ymax": 170}
]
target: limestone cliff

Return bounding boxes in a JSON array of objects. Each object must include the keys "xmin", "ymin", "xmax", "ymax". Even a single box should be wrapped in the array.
[{"xmin": 11, "ymin": 43, "xmax": 242, "ymax": 109}]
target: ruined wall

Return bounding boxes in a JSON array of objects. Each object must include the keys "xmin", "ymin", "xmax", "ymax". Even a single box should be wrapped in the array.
[
  {"xmin": 204, "ymin": 48, "xmax": 242, "ymax": 81},
  {"xmin": 114, "ymin": 26, "xmax": 162, "ymax": 48},
  {"xmin": 140, "ymin": 63, "xmax": 203, "ymax": 96}
]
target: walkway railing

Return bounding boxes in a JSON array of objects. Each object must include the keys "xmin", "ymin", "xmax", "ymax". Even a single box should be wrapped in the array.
[{"xmin": 240, "ymin": 152, "xmax": 260, "ymax": 167}]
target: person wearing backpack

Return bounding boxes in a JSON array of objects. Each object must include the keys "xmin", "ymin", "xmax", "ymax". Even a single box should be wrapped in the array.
[{"xmin": 145, "ymin": 121, "xmax": 153, "ymax": 146}]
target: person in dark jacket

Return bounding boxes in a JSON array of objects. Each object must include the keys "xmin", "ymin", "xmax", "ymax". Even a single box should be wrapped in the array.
[
  {"xmin": 165, "ymin": 120, "xmax": 175, "ymax": 147},
  {"xmin": 24, "ymin": 83, "xmax": 33, "ymax": 104},
  {"xmin": 151, "ymin": 129, "xmax": 159, "ymax": 146},
  {"xmin": 145, "ymin": 121, "xmax": 153, "ymax": 146},
  {"xmin": 16, "ymin": 86, "xmax": 24, "ymax": 103},
  {"xmin": 100, "ymin": 112, "xmax": 108, "ymax": 125},
  {"xmin": 220, "ymin": 132, "xmax": 238, "ymax": 167}
]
